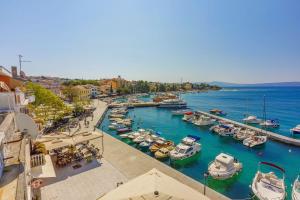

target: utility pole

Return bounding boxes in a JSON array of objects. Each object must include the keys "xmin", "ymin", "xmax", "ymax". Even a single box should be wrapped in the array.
[{"xmin": 18, "ymin": 54, "xmax": 31, "ymax": 73}]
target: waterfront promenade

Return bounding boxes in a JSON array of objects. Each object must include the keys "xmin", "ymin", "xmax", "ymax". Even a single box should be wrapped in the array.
[
  {"xmin": 197, "ymin": 110, "xmax": 300, "ymax": 147},
  {"xmin": 93, "ymin": 100, "xmax": 229, "ymax": 200}
]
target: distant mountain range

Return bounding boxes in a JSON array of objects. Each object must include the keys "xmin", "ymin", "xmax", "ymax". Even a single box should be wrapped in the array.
[{"xmin": 207, "ymin": 81, "xmax": 300, "ymax": 87}]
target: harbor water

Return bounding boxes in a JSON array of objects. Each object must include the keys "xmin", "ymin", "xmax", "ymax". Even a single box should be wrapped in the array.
[{"xmin": 99, "ymin": 86, "xmax": 300, "ymax": 199}]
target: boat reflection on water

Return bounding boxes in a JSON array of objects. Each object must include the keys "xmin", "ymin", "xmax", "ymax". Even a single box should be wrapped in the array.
[{"xmin": 170, "ymin": 153, "xmax": 201, "ymax": 169}]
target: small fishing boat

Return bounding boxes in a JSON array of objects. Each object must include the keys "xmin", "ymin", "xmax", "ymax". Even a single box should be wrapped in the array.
[
  {"xmin": 172, "ymin": 109, "xmax": 191, "ymax": 116},
  {"xmin": 243, "ymin": 135, "xmax": 267, "ymax": 147},
  {"xmin": 291, "ymin": 125, "xmax": 300, "ymax": 135},
  {"xmin": 182, "ymin": 112, "xmax": 194, "ymax": 122},
  {"xmin": 212, "ymin": 124, "xmax": 235, "ymax": 137},
  {"xmin": 110, "ymin": 108, "xmax": 128, "ymax": 115},
  {"xmin": 139, "ymin": 141, "xmax": 152, "ymax": 149},
  {"xmin": 210, "ymin": 109, "xmax": 227, "ymax": 116},
  {"xmin": 242, "ymin": 115, "xmax": 261, "ymax": 124},
  {"xmin": 154, "ymin": 147, "xmax": 173, "ymax": 159},
  {"xmin": 149, "ymin": 139, "xmax": 174, "ymax": 153},
  {"xmin": 208, "ymin": 153, "xmax": 243, "ymax": 180},
  {"xmin": 193, "ymin": 115, "xmax": 215, "ymax": 126},
  {"xmin": 127, "ymin": 131, "xmax": 143, "ymax": 140},
  {"xmin": 251, "ymin": 162, "xmax": 286, "ymax": 200},
  {"xmin": 133, "ymin": 134, "xmax": 148, "ymax": 144},
  {"xmin": 117, "ymin": 127, "xmax": 132, "ymax": 134},
  {"xmin": 233, "ymin": 129, "xmax": 255, "ymax": 141},
  {"xmin": 109, "ymin": 113, "xmax": 126, "ymax": 118},
  {"xmin": 108, "ymin": 123, "xmax": 126, "ymax": 130},
  {"xmin": 292, "ymin": 175, "xmax": 300, "ymax": 200},
  {"xmin": 170, "ymin": 135, "xmax": 201, "ymax": 162},
  {"xmin": 109, "ymin": 117, "xmax": 123, "ymax": 122},
  {"xmin": 260, "ymin": 119, "xmax": 280, "ymax": 128},
  {"xmin": 119, "ymin": 133, "xmax": 130, "ymax": 139}
]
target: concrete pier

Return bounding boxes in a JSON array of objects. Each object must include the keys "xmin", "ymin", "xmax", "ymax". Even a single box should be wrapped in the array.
[
  {"xmin": 197, "ymin": 110, "xmax": 300, "ymax": 147},
  {"xmin": 108, "ymin": 102, "xmax": 158, "ymax": 108}
]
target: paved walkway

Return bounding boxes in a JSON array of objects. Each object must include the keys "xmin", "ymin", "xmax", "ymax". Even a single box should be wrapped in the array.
[
  {"xmin": 41, "ymin": 158, "xmax": 127, "ymax": 200},
  {"xmin": 91, "ymin": 100, "xmax": 229, "ymax": 200}
]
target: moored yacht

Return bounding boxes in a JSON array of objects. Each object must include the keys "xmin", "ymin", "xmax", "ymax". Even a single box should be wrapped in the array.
[
  {"xmin": 291, "ymin": 125, "xmax": 300, "ymax": 135},
  {"xmin": 208, "ymin": 153, "xmax": 243, "ymax": 180},
  {"xmin": 260, "ymin": 119, "xmax": 280, "ymax": 128},
  {"xmin": 158, "ymin": 99, "xmax": 187, "ymax": 108},
  {"xmin": 243, "ymin": 135, "xmax": 267, "ymax": 147},
  {"xmin": 242, "ymin": 115, "xmax": 261, "ymax": 124},
  {"xmin": 170, "ymin": 135, "xmax": 201, "ymax": 162},
  {"xmin": 292, "ymin": 175, "xmax": 300, "ymax": 200},
  {"xmin": 193, "ymin": 115, "xmax": 215, "ymax": 126},
  {"xmin": 251, "ymin": 162, "xmax": 286, "ymax": 200}
]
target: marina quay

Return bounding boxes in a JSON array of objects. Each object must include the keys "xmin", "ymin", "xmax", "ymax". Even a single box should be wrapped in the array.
[{"xmin": 0, "ymin": 72, "xmax": 300, "ymax": 200}]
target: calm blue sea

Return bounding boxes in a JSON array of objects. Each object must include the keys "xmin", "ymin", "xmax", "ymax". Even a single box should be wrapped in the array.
[{"xmin": 99, "ymin": 87, "xmax": 300, "ymax": 199}]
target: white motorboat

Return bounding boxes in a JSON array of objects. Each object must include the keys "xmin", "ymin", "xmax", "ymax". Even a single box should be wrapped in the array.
[
  {"xmin": 108, "ymin": 123, "xmax": 126, "ymax": 130},
  {"xmin": 193, "ymin": 115, "xmax": 215, "ymax": 126},
  {"xmin": 119, "ymin": 133, "xmax": 130, "ymax": 139},
  {"xmin": 208, "ymin": 153, "xmax": 242, "ymax": 180},
  {"xmin": 251, "ymin": 162, "xmax": 286, "ymax": 200},
  {"xmin": 260, "ymin": 119, "xmax": 280, "ymax": 128},
  {"xmin": 242, "ymin": 115, "xmax": 261, "ymax": 124},
  {"xmin": 292, "ymin": 175, "xmax": 300, "ymax": 200},
  {"xmin": 182, "ymin": 112, "xmax": 194, "ymax": 122},
  {"xmin": 291, "ymin": 125, "xmax": 300, "ymax": 135},
  {"xmin": 243, "ymin": 135, "xmax": 267, "ymax": 147},
  {"xmin": 170, "ymin": 135, "xmax": 201, "ymax": 162},
  {"xmin": 158, "ymin": 99, "xmax": 187, "ymax": 108}
]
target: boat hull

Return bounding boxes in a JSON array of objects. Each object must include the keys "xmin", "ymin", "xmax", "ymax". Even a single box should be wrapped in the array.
[{"xmin": 170, "ymin": 151, "xmax": 200, "ymax": 165}]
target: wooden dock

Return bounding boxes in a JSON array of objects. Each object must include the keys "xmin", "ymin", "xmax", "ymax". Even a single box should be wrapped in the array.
[{"xmin": 197, "ymin": 110, "xmax": 300, "ymax": 147}]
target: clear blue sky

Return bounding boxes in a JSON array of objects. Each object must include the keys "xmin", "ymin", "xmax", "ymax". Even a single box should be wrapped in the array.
[{"xmin": 1, "ymin": 0, "xmax": 300, "ymax": 83}]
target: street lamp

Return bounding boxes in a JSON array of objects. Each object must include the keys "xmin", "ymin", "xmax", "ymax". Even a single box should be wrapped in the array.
[{"xmin": 203, "ymin": 172, "xmax": 209, "ymax": 195}]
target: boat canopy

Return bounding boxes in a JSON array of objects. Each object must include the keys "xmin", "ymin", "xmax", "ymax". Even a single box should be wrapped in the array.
[
  {"xmin": 220, "ymin": 124, "xmax": 232, "ymax": 129},
  {"xmin": 186, "ymin": 135, "xmax": 201, "ymax": 141},
  {"xmin": 216, "ymin": 153, "xmax": 234, "ymax": 165},
  {"xmin": 260, "ymin": 161, "xmax": 285, "ymax": 173},
  {"xmin": 184, "ymin": 111, "xmax": 194, "ymax": 115},
  {"xmin": 155, "ymin": 131, "xmax": 162, "ymax": 136}
]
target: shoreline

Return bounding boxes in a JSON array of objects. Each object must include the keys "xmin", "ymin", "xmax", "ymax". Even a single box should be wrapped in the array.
[{"xmin": 92, "ymin": 100, "xmax": 229, "ymax": 200}]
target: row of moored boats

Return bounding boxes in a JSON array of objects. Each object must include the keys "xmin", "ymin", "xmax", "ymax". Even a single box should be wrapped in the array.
[{"xmin": 180, "ymin": 111, "xmax": 268, "ymax": 148}]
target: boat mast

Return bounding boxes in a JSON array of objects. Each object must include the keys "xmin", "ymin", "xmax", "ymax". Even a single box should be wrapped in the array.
[{"xmin": 262, "ymin": 95, "xmax": 267, "ymax": 133}]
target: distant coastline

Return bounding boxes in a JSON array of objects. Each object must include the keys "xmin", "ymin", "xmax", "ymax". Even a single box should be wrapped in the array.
[{"xmin": 206, "ymin": 81, "xmax": 300, "ymax": 87}]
